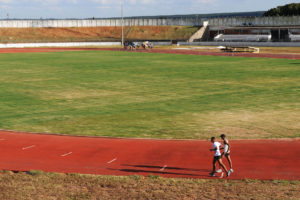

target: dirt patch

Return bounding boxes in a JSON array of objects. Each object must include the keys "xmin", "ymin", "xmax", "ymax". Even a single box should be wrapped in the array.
[
  {"xmin": 37, "ymin": 89, "xmax": 122, "ymax": 100},
  {"xmin": 0, "ymin": 171, "xmax": 299, "ymax": 200},
  {"xmin": 194, "ymin": 110, "xmax": 300, "ymax": 139},
  {"xmin": 0, "ymin": 26, "xmax": 198, "ymax": 43},
  {"xmin": 214, "ymin": 127, "xmax": 272, "ymax": 138}
]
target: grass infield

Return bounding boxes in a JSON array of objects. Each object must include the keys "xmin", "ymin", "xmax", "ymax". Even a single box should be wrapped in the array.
[{"xmin": 0, "ymin": 50, "xmax": 299, "ymax": 139}]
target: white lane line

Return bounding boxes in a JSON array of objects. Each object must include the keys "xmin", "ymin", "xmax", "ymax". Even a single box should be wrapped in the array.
[
  {"xmin": 107, "ymin": 158, "xmax": 117, "ymax": 164},
  {"xmin": 22, "ymin": 145, "xmax": 36, "ymax": 150},
  {"xmin": 61, "ymin": 152, "xmax": 73, "ymax": 157},
  {"xmin": 160, "ymin": 165, "xmax": 168, "ymax": 171}
]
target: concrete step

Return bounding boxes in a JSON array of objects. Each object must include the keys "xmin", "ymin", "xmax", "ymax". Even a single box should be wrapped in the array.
[{"xmin": 188, "ymin": 21, "xmax": 209, "ymax": 42}]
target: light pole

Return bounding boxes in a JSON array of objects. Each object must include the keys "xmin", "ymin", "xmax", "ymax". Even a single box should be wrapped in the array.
[{"xmin": 121, "ymin": 0, "xmax": 124, "ymax": 47}]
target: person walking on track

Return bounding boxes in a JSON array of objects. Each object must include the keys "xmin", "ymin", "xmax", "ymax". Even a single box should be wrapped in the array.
[
  {"xmin": 210, "ymin": 137, "xmax": 231, "ymax": 177},
  {"xmin": 220, "ymin": 134, "xmax": 234, "ymax": 173}
]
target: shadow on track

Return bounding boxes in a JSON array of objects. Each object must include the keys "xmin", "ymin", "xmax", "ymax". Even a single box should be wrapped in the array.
[
  {"xmin": 108, "ymin": 168, "xmax": 200, "ymax": 177},
  {"xmin": 107, "ymin": 164, "xmax": 212, "ymax": 177},
  {"xmin": 121, "ymin": 164, "xmax": 210, "ymax": 172}
]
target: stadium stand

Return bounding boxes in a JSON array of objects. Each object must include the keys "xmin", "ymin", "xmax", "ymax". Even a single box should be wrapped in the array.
[{"xmin": 214, "ymin": 34, "xmax": 271, "ymax": 42}]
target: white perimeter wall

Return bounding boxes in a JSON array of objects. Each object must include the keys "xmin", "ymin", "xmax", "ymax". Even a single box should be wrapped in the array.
[
  {"xmin": 0, "ymin": 16, "xmax": 300, "ymax": 28},
  {"xmin": 0, "ymin": 42, "xmax": 121, "ymax": 48},
  {"xmin": 0, "ymin": 18, "xmax": 202, "ymax": 28}
]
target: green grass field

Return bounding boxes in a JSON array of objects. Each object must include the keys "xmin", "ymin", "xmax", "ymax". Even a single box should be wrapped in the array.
[{"xmin": 0, "ymin": 51, "xmax": 299, "ymax": 139}]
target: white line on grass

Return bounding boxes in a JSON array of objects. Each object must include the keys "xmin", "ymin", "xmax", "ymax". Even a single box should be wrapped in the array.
[
  {"xmin": 160, "ymin": 165, "xmax": 168, "ymax": 171},
  {"xmin": 107, "ymin": 158, "xmax": 117, "ymax": 164},
  {"xmin": 22, "ymin": 145, "xmax": 36, "ymax": 150},
  {"xmin": 61, "ymin": 152, "xmax": 72, "ymax": 157}
]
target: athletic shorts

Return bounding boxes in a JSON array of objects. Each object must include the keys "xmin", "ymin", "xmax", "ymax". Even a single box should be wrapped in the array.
[
  {"xmin": 225, "ymin": 152, "xmax": 230, "ymax": 157},
  {"xmin": 214, "ymin": 156, "xmax": 221, "ymax": 160}
]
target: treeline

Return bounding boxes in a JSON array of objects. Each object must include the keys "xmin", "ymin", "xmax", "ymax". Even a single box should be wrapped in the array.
[{"xmin": 264, "ymin": 3, "xmax": 300, "ymax": 16}]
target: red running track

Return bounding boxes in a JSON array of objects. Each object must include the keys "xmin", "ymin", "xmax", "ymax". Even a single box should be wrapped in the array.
[{"xmin": 0, "ymin": 130, "xmax": 299, "ymax": 180}]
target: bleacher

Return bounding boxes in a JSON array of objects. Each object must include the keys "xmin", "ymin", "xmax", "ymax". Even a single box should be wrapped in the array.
[
  {"xmin": 289, "ymin": 34, "xmax": 300, "ymax": 42},
  {"xmin": 214, "ymin": 34, "xmax": 271, "ymax": 42}
]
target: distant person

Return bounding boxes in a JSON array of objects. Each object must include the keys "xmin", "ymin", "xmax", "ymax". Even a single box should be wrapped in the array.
[
  {"xmin": 124, "ymin": 41, "xmax": 129, "ymax": 50},
  {"xmin": 220, "ymin": 134, "xmax": 234, "ymax": 173},
  {"xmin": 129, "ymin": 41, "xmax": 135, "ymax": 50},
  {"xmin": 210, "ymin": 137, "xmax": 231, "ymax": 177}
]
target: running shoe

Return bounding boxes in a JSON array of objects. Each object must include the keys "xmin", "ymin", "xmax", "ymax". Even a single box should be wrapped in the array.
[
  {"xmin": 209, "ymin": 173, "xmax": 216, "ymax": 177},
  {"xmin": 216, "ymin": 169, "xmax": 222, "ymax": 173},
  {"xmin": 227, "ymin": 170, "xmax": 232, "ymax": 177},
  {"xmin": 230, "ymin": 169, "xmax": 234, "ymax": 173}
]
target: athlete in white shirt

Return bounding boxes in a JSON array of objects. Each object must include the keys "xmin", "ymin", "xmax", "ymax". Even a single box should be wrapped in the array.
[
  {"xmin": 210, "ymin": 137, "xmax": 230, "ymax": 177},
  {"xmin": 220, "ymin": 134, "xmax": 234, "ymax": 173}
]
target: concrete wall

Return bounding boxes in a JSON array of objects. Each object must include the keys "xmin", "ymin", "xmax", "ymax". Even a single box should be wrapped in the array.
[
  {"xmin": 0, "ymin": 42, "xmax": 121, "ymax": 48},
  {"xmin": 0, "ymin": 16, "xmax": 299, "ymax": 28},
  {"xmin": 0, "ymin": 18, "xmax": 202, "ymax": 28},
  {"xmin": 178, "ymin": 41, "xmax": 300, "ymax": 47}
]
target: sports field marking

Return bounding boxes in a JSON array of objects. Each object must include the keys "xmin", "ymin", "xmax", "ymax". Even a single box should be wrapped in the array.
[
  {"xmin": 22, "ymin": 145, "xmax": 36, "ymax": 150},
  {"xmin": 61, "ymin": 152, "xmax": 73, "ymax": 157},
  {"xmin": 160, "ymin": 165, "xmax": 168, "ymax": 171},
  {"xmin": 107, "ymin": 158, "xmax": 117, "ymax": 164}
]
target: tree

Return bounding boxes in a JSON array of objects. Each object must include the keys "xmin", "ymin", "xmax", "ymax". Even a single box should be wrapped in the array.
[{"xmin": 264, "ymin": 3, "xmax": 300, "ymax": 16}]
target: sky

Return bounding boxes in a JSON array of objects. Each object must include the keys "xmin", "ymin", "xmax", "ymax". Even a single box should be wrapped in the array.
[{"xmin": 0, "ymin": 0, "xmax": 298, "ymax": 19}]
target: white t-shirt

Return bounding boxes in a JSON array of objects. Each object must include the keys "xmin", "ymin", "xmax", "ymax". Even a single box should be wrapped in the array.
[{"xmin": 213, "ymin": 141, "xmax": 221, "ymax": 157}]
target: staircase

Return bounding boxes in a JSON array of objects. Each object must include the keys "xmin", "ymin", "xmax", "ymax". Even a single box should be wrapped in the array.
[{"xmin": 188, "ymin": 21, "xmax": 209, "ymax": 42}]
